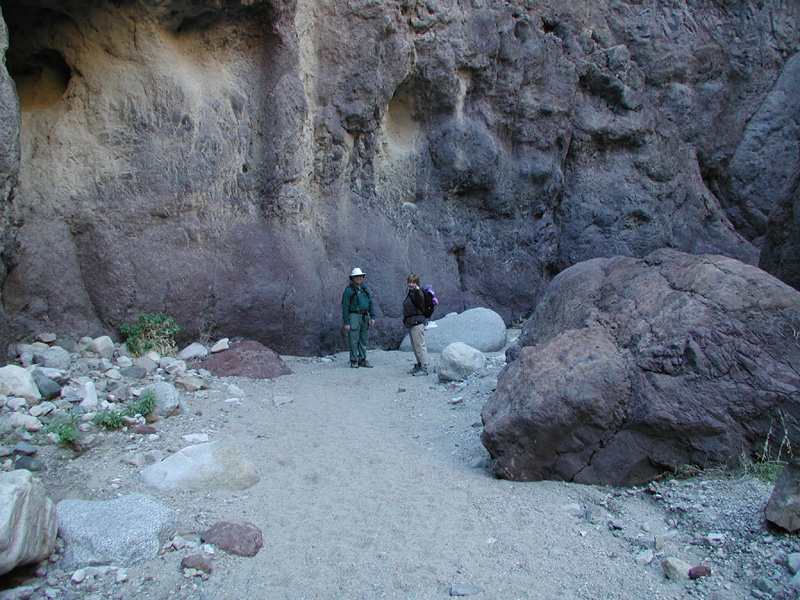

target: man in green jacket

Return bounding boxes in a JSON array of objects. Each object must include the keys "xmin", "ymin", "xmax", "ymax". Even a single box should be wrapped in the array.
[{"xmin": 341, "ymin": 267, "xmax": 375, "ymax": 368}]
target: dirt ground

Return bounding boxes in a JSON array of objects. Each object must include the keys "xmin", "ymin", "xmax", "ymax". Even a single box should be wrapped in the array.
[{"xmin": 0, "ymin": 344, "xmax": 781, "ymax": 600}]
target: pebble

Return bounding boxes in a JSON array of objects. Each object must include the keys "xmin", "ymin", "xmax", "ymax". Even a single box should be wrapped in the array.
[{"xmin": 449, "ymin": 583, "xmax": 484, "ymax": 596}]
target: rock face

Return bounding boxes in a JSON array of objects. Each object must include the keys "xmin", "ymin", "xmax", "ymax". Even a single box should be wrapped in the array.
[
  {"xmin": 760, "ymin": 179, "xmax": 800, "ymax": 291},
  {"xmin": 481, "ymin": 249, "xmax": 800, "ymax": 486},
  {"xmin": 0, "ymin": 1, "xmax": 798, "ymax": 356}
]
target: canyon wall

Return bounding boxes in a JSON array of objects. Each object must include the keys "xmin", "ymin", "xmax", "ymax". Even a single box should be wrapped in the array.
[{"xmin": 0, "ymin": 0, "xmax": 797, "ymax": 356}]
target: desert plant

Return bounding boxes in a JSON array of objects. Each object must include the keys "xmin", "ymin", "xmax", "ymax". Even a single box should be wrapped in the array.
[
  {"xmin": 44, "ymin": 416, "xmax": 80, "ymax": 446},
  {"xmin": 124, "ymin": 389, "xmax": 156, "ymax": 418},
  {"xmin": 92, "ymin": 409, "xmax": 125, "ymax": 430},
  {"xmin": 120, "ymin": 312, "xmax": 180, "ymax": 357}
]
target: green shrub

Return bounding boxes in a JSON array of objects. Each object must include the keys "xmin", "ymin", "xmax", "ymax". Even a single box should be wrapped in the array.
[
  {"xmin": 44, "ymin": 417, "xmax": 80, "ymax": 446},
  {"xmin": 123, "ymin": 389, "xmax": 156, "ymax": 418},
  {"xmin": 92, "ymin": 409, "xmax": 125, "ymax": 430},
  {"xmin": 120, "ymin": 312, "xmax": 180, "ymax": 357}
]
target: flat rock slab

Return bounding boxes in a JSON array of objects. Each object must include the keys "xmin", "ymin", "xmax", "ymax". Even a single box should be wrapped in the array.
[{"xmin": 56, "ymin": 494, "xmax": 177, "ymax": 568}]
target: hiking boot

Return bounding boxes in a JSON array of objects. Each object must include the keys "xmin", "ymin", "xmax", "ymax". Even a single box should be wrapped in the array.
[
  {"xmin": 412, "ymin": 365, "xmax": 429, "ymax": 376},
  {"xmin": 408, "ymin": 363, "xmax": 421, "ymax": 374},
  {"xmin": 358, "ymin": 359, "xmax": 373, "ymax": 368},
  {"xmin": 350, "ymin": 362, "xmax": 359, "ymax": 368}
]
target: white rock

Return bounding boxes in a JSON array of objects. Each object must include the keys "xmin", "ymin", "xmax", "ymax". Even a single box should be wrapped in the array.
[
  {"xmin": 400, "ymin": 307, "xmax": 507, "ymax": 353},
  {"xmin": 29, "ymin": 402, "xmax": 55, "ymax": 418},
  {"xmin": 437, "ymin": 342, "xmax": 486, "ymax": 383},
  {"xmin": 210, "ymin": 338, "xmax": 230, "ymax": 353},
  {"xmin": 9, "ymin": 413, "xmax": 43, "ymax": 432},
  {"xmin": 662, "ymin": 557, "xmax": 692, "ymax": 580},
  {"xmin": 7, "ymin": 397, "xmax": 28, "ymax": 411},
  {"xmin": 141, "ymin": 382, "xmax": 182, "ymax": 417},
  {"xmin": 178, "ymin": 343, "xmax": 208, "ymax": 361},
  {"xmin": 0, "ymin": 365, "xmax": 42, "ymax": 404},
  {"xmin": 116, "ymin": 356, "xmax": 133, "ymax": 368},
  {"xmin": 87, "ymin": 336, "xmax": 116, "ymax": 359},
  {"xmin": 140, "ymin": 436, "xmax": 259, "ymax": 491},
  {"xmin": 76, "ymin": 381, "xmax": 98, "ymax": 409},
  {"xmin": 165, "ymin": 360, "xmax": 187, "ymax": 375}
]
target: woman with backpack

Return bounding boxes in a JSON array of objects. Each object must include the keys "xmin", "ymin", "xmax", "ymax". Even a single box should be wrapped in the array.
[{"xmin": 403, "ymin": 274, "xmax": 430, "ymax": 376}]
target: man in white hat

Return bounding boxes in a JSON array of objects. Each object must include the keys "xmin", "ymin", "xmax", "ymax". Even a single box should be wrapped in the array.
[{"xmin": 341, "ymin": 267, "xmax": 375, "ymax": 368}]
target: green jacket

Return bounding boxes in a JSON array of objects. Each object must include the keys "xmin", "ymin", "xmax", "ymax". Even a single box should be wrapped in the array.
[{"xmin": 342, "ymin": 283, "xmax": 374, "ymax": 323}]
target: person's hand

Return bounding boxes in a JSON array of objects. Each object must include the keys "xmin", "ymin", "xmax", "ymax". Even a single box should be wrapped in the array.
[
  {"xmin": 369, "ymin": 319, "xmax": 375, "ymax": 327},
  {"xmin": 343, "ymin": 325, "xmax": 351, "ymax": 332}
]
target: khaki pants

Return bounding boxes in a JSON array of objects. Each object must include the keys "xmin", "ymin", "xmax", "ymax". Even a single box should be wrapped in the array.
[
  {"xmin": 409, "ymin": 323, "xmax": 428, "ymax": 366},
  {"xmin": 348, "ymin": 312, "xmax": 370, "ymax": 363}
]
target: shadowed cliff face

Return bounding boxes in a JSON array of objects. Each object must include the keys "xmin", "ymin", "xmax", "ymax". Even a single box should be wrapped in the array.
[{"xmin": 0, "ymin": 0, "xmax": 797, "ymax": 356}]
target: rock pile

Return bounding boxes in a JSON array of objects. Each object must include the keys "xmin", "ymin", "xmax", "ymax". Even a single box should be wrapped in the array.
[{"xmin": 0, "ymin": 333, "xmax": 284, "ymax": 579}]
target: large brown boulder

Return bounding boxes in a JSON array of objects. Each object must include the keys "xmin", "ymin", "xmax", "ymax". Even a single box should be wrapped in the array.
[
  {"xmin": 481, "ymin": 249, "xmax": 800, "ymax": 486},
  {"xmin": 199, "ymin": 340, "xmax": 292, "ymax": 379}
]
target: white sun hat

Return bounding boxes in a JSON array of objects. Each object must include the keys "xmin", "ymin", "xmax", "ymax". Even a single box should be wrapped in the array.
[{"xmin": 349, "ymin": 267, "xmax": 366, "ymax": 277}]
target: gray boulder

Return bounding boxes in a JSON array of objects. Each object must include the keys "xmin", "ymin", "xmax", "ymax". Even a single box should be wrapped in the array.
[
  {"xmin": 482, "ymin": 249, "xmax": 800, "ymax": 486},
  {"xmin": 141, "ymin": 382, "xmax": 182, "ymax": 417},
  {"xmin": 32, "ymin": 346, "xmax": 71, "ymax": 370},
  {"xmin": 56, "ymin": 494, "xmax": 177, "ymax": 568},
  {"xmin": 140, "ymin": 436, "xmax": 259, "ymax": 491},
  {"xmin": 400, "ymin": 308, "xmax": 506, "ymax": 354},
  {"xmin": 0, "ymin": 470, "xmax": 57, "ymax": 575},
  {"xmin": 766, "ymin": 459, "xmax": 800, "ymax": 532},
  {"xmin": 438, "ymin": 342, "xmax": 486, "ymax": 383}
]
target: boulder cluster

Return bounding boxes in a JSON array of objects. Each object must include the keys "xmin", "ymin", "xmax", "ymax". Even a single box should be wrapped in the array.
[{"xmin": 0, "ymin": 333, "xmax": 286, "ymax": 579}]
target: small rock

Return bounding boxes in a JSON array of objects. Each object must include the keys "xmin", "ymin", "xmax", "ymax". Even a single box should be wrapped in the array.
[
  {"xmin": 119, "ymin": 366, "xmax": 146, "ymax": 380},
  {"xmin": 688, "ymin": 565, "xmax": 712, "ymax": 579},
  {"xmin": 181, "ymin": 553, "xmax": 212, "ymax": 574},
  {"xmin": 449, "ymin": 583, "xmax": 484, "ymax": 596},
  {"xmin": 210, "ymin": 339, "xmax": 229, "ymax": 353},
  {"xmin": 201, "ymin": 521, "xmax": 263, "ymax": 557},
  {"xmin": 131, "ymin": 424, "xmax": 158, "ymax": 435},
  {"xmin": 12, "ymin": 442, "xmax": 38, "ymax": 456},
  {"xmin": 787, "ymin": 552, "xmax": 800, "ymax": 575},
  {"xmin": 175, "ymin": 376, "xmax": 209, "ymax": 392},
  {"xmin": 585, "ymin": 505, "xmax": 607, "ymax": 524},
  {"xmin": 273, "ymin": 396, "xmax": 293, "ymax": 406},
  {"xmin": 178, "ymin": 343, "xmax": 209, "ymax": 361},
  {"xmin": 86, "ymin": 336, "xmax": 115, "ymax": 359},
  {"xmin": 9, "ymin": 413, "xmax": 43, "ymax": 433},
  {"xmin": 662, "ymin": 557, "xmax": 691, "ymax": 581},
  {"xmin": 14, "ymin": 456, "xmax": 47, "ymax": 472}
]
